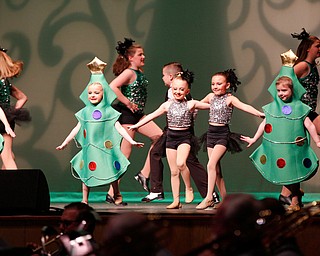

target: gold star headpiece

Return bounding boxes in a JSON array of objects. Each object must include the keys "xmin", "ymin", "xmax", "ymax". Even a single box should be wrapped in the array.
[
  {"xmin": 280, "ymin": 49, "xmax": 298, "ymax": 67},
  {"xmin": 87, "ymin": 57, "xmax": 107, "ymax": 74}
]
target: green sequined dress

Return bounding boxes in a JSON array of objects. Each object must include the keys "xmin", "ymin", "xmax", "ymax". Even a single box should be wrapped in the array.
[
  {"xmin": 115, "ymin": 68, "xmax": 148, "ymax": 114},
  {"xmin": 0, "ymin": 78, "xmax": 31, "ymax": 153}
]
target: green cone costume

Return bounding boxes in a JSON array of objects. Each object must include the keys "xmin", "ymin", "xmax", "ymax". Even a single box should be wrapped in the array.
[
  {"xmin": 250, "ymin": 50, "xmax": 318, "ymax": 185},
  {"xmin": 70, "ymin": 57, "xmax": 129, "ymax": 187}
]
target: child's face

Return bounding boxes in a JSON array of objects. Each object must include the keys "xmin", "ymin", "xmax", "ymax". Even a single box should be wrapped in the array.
[
  {"xmin": 171, "ymin": 79, "xmax": 190, "ymax": 101},
  {"xmin": 308, "ymin": 39, "xmax": 320, "ymax": 60},
  {"xmin": 129, "ymin": 48, "xmax": 145, "ymax": 68},
  {"xmin": 162, "ymin": 67, "xmax": 172, "ymax": 88},
  {"xmin": 211, "ymin": 75, "xmax": 229, "ymax": 96},
  {"xmin": 276, "ymin": 83, "xmax": 293, "ymax": 102},
  {"xmin": 88, "ymin": 83, "xmax": 103, "ymax": 105}
]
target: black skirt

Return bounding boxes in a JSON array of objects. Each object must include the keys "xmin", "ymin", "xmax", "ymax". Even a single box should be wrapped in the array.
[{"xmin": 0, "ymin": 105, "xmax": 31, "ymax": 133}]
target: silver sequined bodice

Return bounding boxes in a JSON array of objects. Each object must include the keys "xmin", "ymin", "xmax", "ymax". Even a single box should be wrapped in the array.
[
  {"xmin": 209, "ymin": 94, "xmax": 233, "ymax": 124},
  {"xmin": 167, "ymin": 100, "xmax": 193, "ymax": 128}
]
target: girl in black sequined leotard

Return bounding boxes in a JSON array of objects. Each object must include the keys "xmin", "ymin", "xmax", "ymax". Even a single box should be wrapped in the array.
[
  {"xmin": 105, "ymin": 38, "xmax": 163, "ymax": 204},
  {"xmin": 0, "ymin": 47, "xmax": 30, "ymax": 169}
]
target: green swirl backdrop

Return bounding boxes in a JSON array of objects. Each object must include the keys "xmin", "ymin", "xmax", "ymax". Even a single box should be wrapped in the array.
[{"xmin": 1, "ymin": 0, "xmax": 319, "ymax": 200}]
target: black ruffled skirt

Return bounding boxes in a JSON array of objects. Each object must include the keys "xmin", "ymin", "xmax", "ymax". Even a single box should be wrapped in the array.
[
  {"xmin": 199, "ymin": 125, "xmax": 244, "ymax": 154},
  {"xmin": 0, "ymin": 105, "xmax": 31, "ymax": 133}
]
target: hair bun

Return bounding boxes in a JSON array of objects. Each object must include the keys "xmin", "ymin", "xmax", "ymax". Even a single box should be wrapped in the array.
[
  {"xmin": 115, "ymin": 38, "xmax": 135, "ymax": 55},
  {"xmin": 291, "ymin": 28, "xmax": 310, "ymax": 40}
]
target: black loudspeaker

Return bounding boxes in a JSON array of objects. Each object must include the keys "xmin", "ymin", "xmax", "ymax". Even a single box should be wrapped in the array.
[{"xmin": 0, "ymin": 169, "xmax": 50, "ymax": 215}]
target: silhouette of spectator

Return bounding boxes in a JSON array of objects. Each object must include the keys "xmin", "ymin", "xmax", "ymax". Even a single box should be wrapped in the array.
[
  {"xmin": 28, "ymin": 202, "xmax": 100, "ymax": 256},
  {"xmin": 186, "ymin": 194, "xmax": 303, "ymax": 256},
  {"xmin": 59, "ymin": 202, "xmax": 99, "ymax": 235},
  {"xmin": 99, "ymin": 212, "xmax": 171, "ymax": 256}
]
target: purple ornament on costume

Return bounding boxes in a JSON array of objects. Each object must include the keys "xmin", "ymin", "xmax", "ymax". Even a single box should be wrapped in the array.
[{"xmin": 92, "ymin": 110, "xmax": 102, "ymax": 120}]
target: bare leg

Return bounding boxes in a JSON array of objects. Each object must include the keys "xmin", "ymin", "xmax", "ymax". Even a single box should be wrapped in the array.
[
  {"xmin": 137, "ymin": 120, "xmax": 163, "ymax": 178},
  {"xmin": 112, "ymin": 180, "xmax": 124, "ymax": 205},
  {"xmin": 107, "ymin": 127, "xmax": 136, "ymax": 197},
  {"xmin": 197, "ymin": 145, "xmax": 227, "ymax": 210},
  {"xmin": 111, "ymin": 181, "xmax": 120, "ymax": 196},
  {"xmin": 206, "ymin": 145, "xmax": 227, "ymax": 200},
  {"xmin": 286, "ymin": 183, "xmax": 301, "ymax": 211},
  {"xmin": 132, "ymin": 121, "xmax": 162, "ymax": 193},
  {"xmin": 312, "ymin": 115, "xmax": 320, "ymax": 134},
  {"xmin": 176, "ymin": 144, "xmax": 193, "ymax": 203},
  {"xmin": 1, "ymin": 134, "xmax": 17, "ymax": 169},
  {"xmin": 291, "ymin": 195, "xmax": 299, "ymax": 206},
  {"xmin": 108, "ymin": 121, "xmax": 162, "ymax": 196},
  {"xmin": 108, "ymin": 119, "xmax": 162, "ymax": 197},
  {"xmin": 82, "ymin": 183, "xmax": 90, "ymax": 204},
  {"xmin": 215, "ymin": 162, "xmax": 226, "ymax": 200},
  {"xmin": 166, "ymin": 148, "xmax": 181, "ymax": 208},
  {"xmin": 280, "ymin": 186, "xmax": 291, "ymax": 197},
  {"xmin": 279, "ymin": 186, "xmax": 292, "ymax": 206}
]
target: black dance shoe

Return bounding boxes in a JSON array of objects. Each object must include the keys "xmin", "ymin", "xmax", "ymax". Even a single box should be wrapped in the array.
[
  {"xmin": 105, "ymin": 194, "xmax": 128, "ymax": 206},
  {"xmin": 106, "ymin": 194, "xmax": 115, "ymax": 204},
  {"xmin": 279, "ymin": 194, "xmax": 292, "ymax": 206},
  {"xmin": 134, "ymin": 172, "xmax": 150, "ymax": 192},
  {"xmin": 141, "ymin": 192, "xmax": 164, "ymax": 202}
]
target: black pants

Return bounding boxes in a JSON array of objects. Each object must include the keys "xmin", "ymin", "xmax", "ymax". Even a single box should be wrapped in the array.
[{"xmin": 149, "ymin": 130, "xmax": 208, "ymax": 197}]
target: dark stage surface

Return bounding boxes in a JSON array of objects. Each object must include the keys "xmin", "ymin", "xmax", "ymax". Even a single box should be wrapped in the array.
[{"xmin": 54, "ymin": 201, "xmax": 218, "ymax": 214}]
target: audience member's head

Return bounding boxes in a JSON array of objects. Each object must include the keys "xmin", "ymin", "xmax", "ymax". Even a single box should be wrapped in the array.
[
  {"xmin": 60, "ymin": 202, "xmax": 99, "ymax": 235},
  {"xmin": 99, "ymin": 212, "xmax": 171, "ymax": 256},
  {"xmin": 207, "ymin": 194, "xmax": 302, "ymax": 256},
  {"xmin": 209, "ymin": 194, "xmax": 266, "ymax": 255},
  {"xmin": 56, "ymin": 202, "xmax": 101, "ymax": 256}
]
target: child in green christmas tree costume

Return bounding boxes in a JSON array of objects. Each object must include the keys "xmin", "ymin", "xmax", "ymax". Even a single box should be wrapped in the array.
[
  {"xmin": 241, "ymin": 50, "xmax": 320, "ymax": 211},
  {"xmin": 57, "ymin": 57, "xmax": 143, "ymax": 205}
]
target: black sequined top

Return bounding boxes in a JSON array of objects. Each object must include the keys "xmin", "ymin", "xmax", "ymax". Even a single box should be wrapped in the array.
[
  {"xmin": 300, "ymin": 61, "xmax": 320, "ymax": 112},
  {"xmin": 0, "ymin": 78, "xmax": 12, "ymax": 109},
  {"xmin": 0, "ymin": 78, "xmax": 31, "ymax": 132}
]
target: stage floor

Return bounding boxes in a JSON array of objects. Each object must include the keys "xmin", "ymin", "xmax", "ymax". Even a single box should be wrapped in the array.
[
  {"xmin": 49, "ymin": 191, "xmax": 320, "ymax": 215},
  {"xmin": 50, "ymin": 201, "xmax": 217, "ymax": 216}
]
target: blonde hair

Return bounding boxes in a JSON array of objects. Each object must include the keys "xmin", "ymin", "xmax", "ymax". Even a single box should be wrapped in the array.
[
  {"xmin": 88, "ymin": 82, "xmax": 103, "ymax": 88},
  {"xmin": 0, "ymin": 51, "xmax": 23, "ymax": 79},
  {"xmin": 276, "ymin": 76, "xmax": 293, "ymax": 90}
]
